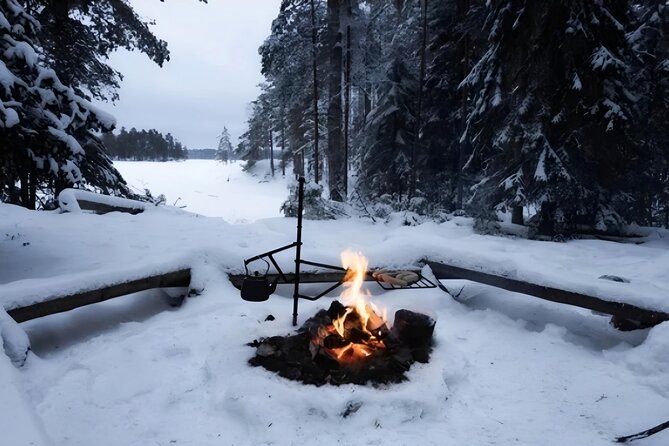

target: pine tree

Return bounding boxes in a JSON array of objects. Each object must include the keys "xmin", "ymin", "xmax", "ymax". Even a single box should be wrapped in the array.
[
  {"xmin": 217, "ymin": 127, "xmax": 233, "ymax": 163},
  {"xmin": 0, "ymin": 0, "xmax": 129, "ymax": 208},
  {"xmin": 239, "ymin": 95, "xmax": 272, "ymax": 169},
  {"xmin": 326, "ymin": 0, "xmax": 346, "ymax": 201},
  {"xmin": 260, "ymin": 0, "xmax": 326, "ymax": 181},
  {"xmin": 356, "ymin": 1, "xmax": 420, "ymax": 205},
  {"xmin": 628, "ymin": 1, "xmax": 669, "ymax": 227},
  {"xmin": 361, "ymin": 58, "xmax": 417, "ymax": 201},
  {"xmin": 418, "ymin": 0, "xmax": 486, "ymax": 211},
  {"xmin": 461, "ymin": 0, "xmax": 638, "ymax": 233}
]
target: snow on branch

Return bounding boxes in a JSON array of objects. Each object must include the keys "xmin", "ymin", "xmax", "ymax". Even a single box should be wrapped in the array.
[{"xmin": 591, "ymin": 46, "xmax": 625, "ymax": 71}]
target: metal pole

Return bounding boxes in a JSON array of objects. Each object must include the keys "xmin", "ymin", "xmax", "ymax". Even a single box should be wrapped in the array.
[{"xmin": 292, "ymin": 177, "xmax": 306, "ymax": 326}]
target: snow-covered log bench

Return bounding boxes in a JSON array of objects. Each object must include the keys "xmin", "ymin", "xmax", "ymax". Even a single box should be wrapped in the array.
[
  {"xmin": 424, "ymin": 260, "xmax": 669, "ymax": 329},
  {"xmin": 4, "ymin": 256, "xmax": 666, "ymax": 366},
  {"xmin": 1, "ymin": 267, "xmax": 192, "ymax": 366},
  {"xmin": 58, "ymin": 188, "xmax": 147, "ymax": 214},
  {"xmin": 5, "ymin": 269, "xmax": 192, "ymax": 323}
]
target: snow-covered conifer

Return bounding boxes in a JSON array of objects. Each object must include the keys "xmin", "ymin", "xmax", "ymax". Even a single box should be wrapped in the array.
[
  {"xmin": 217, "ymin": 128, "xmax": 234, "ymax": 163},
  {"xmin": 0, "ymin": 0, "xmax": 129, "ymax": 208},
  {"xmin": 461, "ymin": 0, "xmax": 638, "ymax": 233}
]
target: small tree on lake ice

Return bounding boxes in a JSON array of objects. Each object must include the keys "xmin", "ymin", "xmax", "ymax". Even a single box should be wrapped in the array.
[{"xmin": 217, "ymin": 127, "xmax": 233, "ymax": 164}]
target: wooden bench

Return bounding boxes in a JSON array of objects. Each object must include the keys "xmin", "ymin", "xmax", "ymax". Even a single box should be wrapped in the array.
[
  {"xmin": 424, "ymin": 260, "xmax": 669, "ymax": 329},
  {"xmin": 1, "ymin": 269, "xmax": 192, "ymax": 366},
  {"xmin": 5, "ymin": 269, "xmax": 192, "ymax": 323}
]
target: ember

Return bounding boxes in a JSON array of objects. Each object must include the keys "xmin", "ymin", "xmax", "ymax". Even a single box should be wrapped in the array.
[{"xmin": 248, "ymin": 251, "xmax": 436, "ymax": 386}]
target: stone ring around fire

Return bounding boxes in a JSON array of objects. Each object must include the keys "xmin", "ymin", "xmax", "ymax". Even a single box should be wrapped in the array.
[{"xmin": 372, "ymin": 270, "xmax": 420, "ymax": 287}]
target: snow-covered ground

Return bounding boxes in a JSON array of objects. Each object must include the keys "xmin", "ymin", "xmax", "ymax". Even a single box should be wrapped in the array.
[
  {"xmin": 1, "ymin": 161, "xmax": 668, "ymax": 446},
  {"xmin": 114, "ymin": 159, "xmax": 290, "ymax": 222}
]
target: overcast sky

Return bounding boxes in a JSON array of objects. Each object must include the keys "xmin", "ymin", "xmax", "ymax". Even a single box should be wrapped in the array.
[{"xmin": 94, "ymin": 0, "xmax": 281, "ymax": 150}]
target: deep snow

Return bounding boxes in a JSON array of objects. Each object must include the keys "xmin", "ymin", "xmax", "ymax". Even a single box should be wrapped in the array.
[{"xmin": 1, "ymin": 160, "xmax": 668, "ymax": 446}]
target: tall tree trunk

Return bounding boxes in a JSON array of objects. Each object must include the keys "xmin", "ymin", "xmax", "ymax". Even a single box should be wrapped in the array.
[
  {"xmin": 19, "ymin": 167, "xmax": 29, "ymax": 209},
  {"xmin": 269, "ymin": 130, "xmax": 275, "ymax": 177},
  {"xmin": 281, "ymin": 110, "xmax": 286, "ymax": 176},
  {"xmin": 29, "ymin": 171, "xmax": 37, "ymax": 210},
  {"xmin": 512, "ymin": 205, "xmax": 524, "ymax": 225},
  {"xmin": 301, "ymin": 150, "xmax": 306, "ymax": 179},
  {"xmin": 363, "ymin": 87, "xmax": 371, "ymax": 126},
  {"xmin": 412, "ymin": 0, "xmax": 428, "ymax": 199},
  {"xmin": 327, "ymin": 0, "xmax": 345, "ymax": 201},
  {"xmin": 310, "ymin": 0, "xmax": 321, "ymax": 184},
  {"xmin": 457, "ymin": 0, "xmax": 469, "ymax": 210},
  {"xmin": 343, "ymin": 0, "xmax": 353, "ymax": 200},
  {"xmin": 50, "ymin": 0, "xmax": 71, "ymax": 83}
]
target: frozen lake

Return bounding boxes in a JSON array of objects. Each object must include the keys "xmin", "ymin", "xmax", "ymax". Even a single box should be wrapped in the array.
[{"xmin": 113, "ymin": 159, "xmax": 290, "ymax": 223}]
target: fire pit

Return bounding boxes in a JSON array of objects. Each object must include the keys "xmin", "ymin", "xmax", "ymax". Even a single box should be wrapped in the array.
[{"xmin": 248, "ymin": 251, "xmax": 436, "ymax": 386}]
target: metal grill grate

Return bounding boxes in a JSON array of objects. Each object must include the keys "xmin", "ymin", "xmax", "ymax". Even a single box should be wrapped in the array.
[{"xmin": 374, "ymin": 272, "xmax": 438, "ymax": 291}]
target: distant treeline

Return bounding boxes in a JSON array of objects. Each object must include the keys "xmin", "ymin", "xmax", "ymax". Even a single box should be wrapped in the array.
[{"xmin": 102, "ymin": 128, "xmax": 188, "ymax": 161}]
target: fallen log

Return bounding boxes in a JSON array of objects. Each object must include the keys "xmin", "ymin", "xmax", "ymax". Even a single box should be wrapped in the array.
[{"xmin": 7, "ymin": 269, "xmax": 191, "ymax": 323}]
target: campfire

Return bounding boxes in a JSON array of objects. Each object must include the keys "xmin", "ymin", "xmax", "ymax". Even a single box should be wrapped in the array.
[{"xmin": 248, "ymin": 250, "xmax": 436, "ymax": 386}]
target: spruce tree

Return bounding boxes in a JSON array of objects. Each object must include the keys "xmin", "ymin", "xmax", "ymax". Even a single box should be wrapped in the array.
[
  {"xmin": 628, "ymin": 1, "xmax": 669, "ymax": 227},
  {"xmin": 217, "ymin": 127, "xmax": 233, "ymax": 163},
  {"xmin": 461, "ymin": 0, "xmax": 638, "ymax": 233}
]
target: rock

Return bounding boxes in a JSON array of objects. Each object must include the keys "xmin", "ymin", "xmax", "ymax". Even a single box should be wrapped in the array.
[{"xmin": 256, "ymin": 343, "xmax": 277, "ymax": 357}]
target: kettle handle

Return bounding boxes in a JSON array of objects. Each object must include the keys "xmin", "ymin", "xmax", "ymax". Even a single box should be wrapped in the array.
[{"xmin": 244, "ymin": 257, "xmax": 271, "ymax": 276}]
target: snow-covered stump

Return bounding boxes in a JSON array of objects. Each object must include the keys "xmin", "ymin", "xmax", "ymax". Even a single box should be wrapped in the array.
[{"xmin": 0, "ymin": 309, "xmax": 30, "ymax": 367}]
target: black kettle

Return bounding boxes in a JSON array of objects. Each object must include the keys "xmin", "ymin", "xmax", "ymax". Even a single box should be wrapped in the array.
[{"xmin": 241, "ymin": 259, "xmax": 279, "ymax": 302}]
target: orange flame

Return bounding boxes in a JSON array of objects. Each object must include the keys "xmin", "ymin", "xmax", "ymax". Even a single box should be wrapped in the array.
[
  {"xmin": 317, "ymin": 250, "xmax": 389, "ymax": 365},
  {"xmin": 339, "ymin": 249, "xmax": 372, "ymax": 333}
]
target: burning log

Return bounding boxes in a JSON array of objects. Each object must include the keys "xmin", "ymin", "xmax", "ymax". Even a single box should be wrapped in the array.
[
  {"xmin": 393, "ymin": 309, "xmax": 435, "ymax": 348},
  {"xmin": 327, "ymin": 300, "xmax": 347, "ymax": 319},
  {"xmin": 323, "ymin": 333, "xmax": 350, "ymax": 349}
]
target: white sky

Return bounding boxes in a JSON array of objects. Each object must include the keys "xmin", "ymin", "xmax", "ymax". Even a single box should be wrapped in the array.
[{"xmin": 94, "ymin": 0, "xmax": 281, "ymax": 149}]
